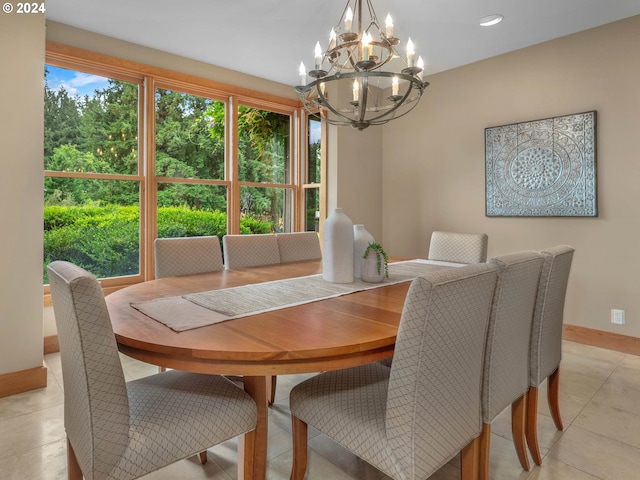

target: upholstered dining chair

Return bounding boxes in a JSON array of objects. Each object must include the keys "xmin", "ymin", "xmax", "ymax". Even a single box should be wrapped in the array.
[
  {"xmin": 154, "ymin": 236, "xmax": 223, "ymax": 278},
  {"xmin": 276, "ymin": 231, "xmax": 322, "ymax": 263},
  {"xmin": 428, "ymin": 231, "xmax": 489, "ymax": 264},
  {"xmin": 289, "ymin": 264, "xmax": 499, "ymax": 480},
  {"xmin": 480, "ymin": 251, "xmax": 544, "ymax": 480},
  {"xmin": 525, "ymin": 245, "xmax": 574, "ymax": 465},
  {"xmin": 222, "ymin": 233, "xmax": 282, "ymax": 403},
  {"xmin": 222, "ymin": 233, "xmax": 281, "ymax": 269},
  {"xmin": 47, "ymin": 261, "xmax": 257, "ymax": 480}
]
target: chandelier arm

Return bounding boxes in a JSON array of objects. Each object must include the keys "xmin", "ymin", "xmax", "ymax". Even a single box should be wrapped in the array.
[{"xmin": 358, "ymin": 76, "xmax": 370, "ymax": 124}]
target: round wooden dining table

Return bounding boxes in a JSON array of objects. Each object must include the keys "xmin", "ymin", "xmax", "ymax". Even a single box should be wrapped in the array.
[{"xmin": 105, "ymin": 259, "xmax": 412, "ymax": 480}]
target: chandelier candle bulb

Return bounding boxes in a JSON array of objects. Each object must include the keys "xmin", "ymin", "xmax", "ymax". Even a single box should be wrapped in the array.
[
  {"xmin": 352, "ymin": 79, "xmax": 359, "ymax": 102},
  {"xmin": 392, "ymin": 76, "xmax": 399, "ymax": 96},
  {"xmin": 407, "ymin": 38, "xmax": 415, "ymax": 67},
  {"xmin": 329, "ymin": 28, "xmax": 337, "ymax": 50},
  {"xmin": 417, "ymin": 56, "xmax": 424, "ymax": 79},
  {"xmin": 345, "ymin": 7, "xmax": 353, "ymax": 32},
  {"xmin": 385, "ymin": 13, "xmax": 394, "ymax": 38},
  {"xmin": 314, "ymin": 42, "xmax": 323, "ymax": 69},
  {"xmin": 298, "ymin": 62, "xmax": 306, "ymax": 86},
  {"xmin": 363, "ymin": 32, "xmax": 373, "ymax": 59}
]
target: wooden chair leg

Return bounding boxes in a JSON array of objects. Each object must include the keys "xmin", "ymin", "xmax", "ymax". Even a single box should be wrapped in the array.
[
  {"xmin": 478, "ymin": 423, "xmax": 491, "ymax": 480},
  {"xmin": 461, "ymin": 437, "xmax": 480, "ymax": 480},
  {"xmin": 198, "ymin": 451, "xmax": 208, "ymax": 464},
  {"xmin": 290, "ymin": 415, "xmax": 309, "ymax": 480},
  {"xmin": 67, "ymin": 438, "xmax": 83, "ymax": 480},
  {"xmin": 238, "ymin": 428, "xmax": 256, "ymax": 480},
  {"xmin": 548, "ymin": 368, "xmax": 563, "ymax": 431},
  {"xmin": 511, "ymin": 394, "xmax": 530, "ymax": 471},
  {"xmin": 269, "ymin": 375, "xmax": 277, "ymax": 405},
  {"xmin": 526, "ymin": 386, "xmax": 543, "ymax": 465}
]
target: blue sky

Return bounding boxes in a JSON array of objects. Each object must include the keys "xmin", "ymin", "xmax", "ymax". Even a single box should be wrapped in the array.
[{"xmin": 45, "ymin": 65, "xmax": 110, "ymax": 97}]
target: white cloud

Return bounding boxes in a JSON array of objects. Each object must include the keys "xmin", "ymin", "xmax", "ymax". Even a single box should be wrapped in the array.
[
  {"xmin": 50, "ymin": 72, "xmax": 109, "ymax": 96},
  {"xmin": 68, "ymin": 72, "xmax": 108, "ymax": 88}
]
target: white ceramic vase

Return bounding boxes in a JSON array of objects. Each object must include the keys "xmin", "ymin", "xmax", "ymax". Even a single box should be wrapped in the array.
[
  {"xmin": 353, "ymin": 224, "xmax": 374, "ymax": 279},
  {"xmin": 322, "ymin": 208, "xmax": 354, "ymax": 283},
  {"xmin": 361, "ymin": 250, "xmax": 385, "ymax": 283}
]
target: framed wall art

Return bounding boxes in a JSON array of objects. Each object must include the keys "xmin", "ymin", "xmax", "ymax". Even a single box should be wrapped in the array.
[{"xmin": 485, "ymin": 111, "xmax": 597, "ymax": 217}]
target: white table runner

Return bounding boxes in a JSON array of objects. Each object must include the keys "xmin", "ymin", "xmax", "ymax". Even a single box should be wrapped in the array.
[{"xmin": 131, "ymin": 259, "xmax": 463, "ymax": 332}]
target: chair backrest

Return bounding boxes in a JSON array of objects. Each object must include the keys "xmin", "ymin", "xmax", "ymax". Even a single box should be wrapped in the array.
[
  {"xmin": 483, "ymin": 251, "xmax": 543, "ymax": 422},
  {"xmin": 222, "ymin": 233, "xmax": 281, "ymax": 269},
  {"xmin": 154, "ymin": 236, "xmax": 223, "ymax": 278},
  {"xmin": 47, "ymin": 261, "xmax": 129, "ymax": 479},
  {"xmin": 428, "ymin": 231, "xmax": 489, "ymax": 264},
  {"xmin": 386, "ymin": 264, "xmax": 498, "ymax": 479},
  {"xmin": 276, "ymin": 232, "xmax": 322, "ymax": 263},
  {"xmin": 530, "ymin": 245, "xmax": 575, "ymax": 386}
]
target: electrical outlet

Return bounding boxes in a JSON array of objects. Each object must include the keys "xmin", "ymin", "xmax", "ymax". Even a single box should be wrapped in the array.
[{"xmin": 611, "ymin": 309, "xmax": 625, "ymax": 325}]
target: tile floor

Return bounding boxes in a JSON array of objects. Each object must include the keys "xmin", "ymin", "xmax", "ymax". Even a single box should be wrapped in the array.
[{"xmin": 1, "ymin": 341, "xmax": 639, "ymax": 480}]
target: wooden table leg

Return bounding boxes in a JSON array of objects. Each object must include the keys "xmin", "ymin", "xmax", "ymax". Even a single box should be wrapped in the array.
[{"xmin": 239, "ymin": 375, "xmax": 269, "ymax": 480}]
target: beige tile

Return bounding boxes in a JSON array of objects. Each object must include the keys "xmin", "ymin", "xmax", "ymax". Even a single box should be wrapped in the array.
[
  {"xmin": 556, "ymin": 369, "xmax": 605, "ymax": 400},
  {"xmin": 143, "ymin": 454, "xmax": 232, "ymax": 480},
  {"xmin": 0, "ymin": 405, "xmax": 65, "ymax": 460},
  {"xmin": 621, "ymin": 353, "xmax": 640, "ymax": 369},
  {"xmin": 0, "ymin": 369, "xmax": 64, "ymax": 422},
  {"xmin": 492, "ymin": 407, "xmax": 564, "ymax": 457},
  {"xmin": 548, "ymin": 425, "xmax": 640, "ymax": 480},
  {"xmin": 483, "ymin": 433, "xmax": 531, "ymax": 480},
  {"xmin": 536, "ymin": 377, "xmax": 590, "ymax": 425},
  {"xmin": 561, "ymin": 350, "xmax": 619, "ymax": 381},
  {"xmin": 573, "ymin": 401, "xmax": 640, "ymax": 449},
  {"xmin": 562, "ymin": 341, "xmax": 626, "ymax": 365},
  {"xmin": 591, "ymin": 379, "xmax": 640, "ymax": 416},
  {"xmin": 2, "ymin": 437, "xmax": 67, "ymax": 480},
  {"xmin": 267, "ymin": 448, "xmax": 367, "ymax": 480},
  {"xmin": 607, "ymin": 364, "xmax": 640, "ymax": 391},
  {"xmin": 308, "ymin": 434, "xmax": 388, "ymax": 479},
  {"xmin": 527, "ymin": 457, "xmax": 601, "ymax": 480}
]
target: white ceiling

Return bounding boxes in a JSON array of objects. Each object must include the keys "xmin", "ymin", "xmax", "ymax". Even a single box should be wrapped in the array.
[{"xmin": 46, "ymin": 0, "xmax": 640, "ymax": 87}]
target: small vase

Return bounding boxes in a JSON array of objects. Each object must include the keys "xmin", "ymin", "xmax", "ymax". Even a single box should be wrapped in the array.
[
  {"xmin": 322, "ymin": 208, "xmax": 354, "ymax": 283},
  {"xmin": 361, "ymin": 250, "xmax": 385, "ymax": 283},
  {"xmin": 353, "ymin": 224, "xmax": 374, "ymax": 279}
]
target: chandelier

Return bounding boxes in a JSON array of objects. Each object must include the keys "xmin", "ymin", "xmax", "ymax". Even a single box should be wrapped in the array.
[{"xmin": 295, "ymin": 0, "xmax": 429, "ymax": 130}]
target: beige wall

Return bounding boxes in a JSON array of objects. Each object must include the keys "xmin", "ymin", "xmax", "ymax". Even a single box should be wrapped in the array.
[
  {"xmin": 0, "ymin": 13, "xmax": 46, "ymax": 375},
  {"xmin": 382, "ymin": 15, "xmax": 640, "ymax": 337}
]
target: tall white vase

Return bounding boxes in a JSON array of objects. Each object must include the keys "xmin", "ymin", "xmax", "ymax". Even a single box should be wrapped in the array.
[
  {"xmin": 322, "ymin": 208, "xmax": 354, "ymax": 283},
  {"xmin": 353, "ymin": 224, "xmax": 374, "ymax": 279}
]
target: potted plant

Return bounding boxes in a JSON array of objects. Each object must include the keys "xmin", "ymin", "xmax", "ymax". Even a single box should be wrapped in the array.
[{"xmin": 361, "ymin": 242, "xmax": 389, "ymax": 283}]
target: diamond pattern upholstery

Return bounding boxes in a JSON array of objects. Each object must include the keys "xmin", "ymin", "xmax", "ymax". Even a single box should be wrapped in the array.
[
  {"xmin": 525, "ymin": 245, "xmax": 574, "ymax": 465},
  {"xmin": 222, "ymin": 234, "xmax": 281, "ymax": 269},
  {"xmin": 47, "ymin": 261, "xmax": 257, "ymax": 480},
  {"xmin": 290, "ymin": 264, "xmax": 499, "ymax": 480},
  {"xmin": 276, "ymin": 232, "xmax": 322, "ymax": 263},
  {"xmin": 154, "ymin": 236, "xmax": 223, "ymax": 278},
  {"xmin": 428, "ymin": 231, "xmax": 489, "ymax": 264},
  {"xmin": 483, "ymin": 251, "xmax": 543, "ymax": 422},
  {"xmin": 479, "ymin": 251, "xmax": 543, "ymax": 478},
  {"xmin": 530, "ymin": 246, "xmax": 574, "ymax": 387}
]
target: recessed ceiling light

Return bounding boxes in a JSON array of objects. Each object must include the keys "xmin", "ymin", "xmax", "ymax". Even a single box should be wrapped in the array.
[{"xmin": 479, "ymin": 14, "xmax": 503, "ymax": 27}]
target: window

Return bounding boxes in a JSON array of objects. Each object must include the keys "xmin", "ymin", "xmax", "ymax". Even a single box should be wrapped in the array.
[
  {"xmin": 304, "ymin": 117, "xmax": 322, "ymax": 232},
  {"xmin": 43, "ymin": 66, "xmax": 143, "ymax": 283},
  {"xmin": 44, "ymin": 44, "xmax": 322, "ymax": 289}
]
